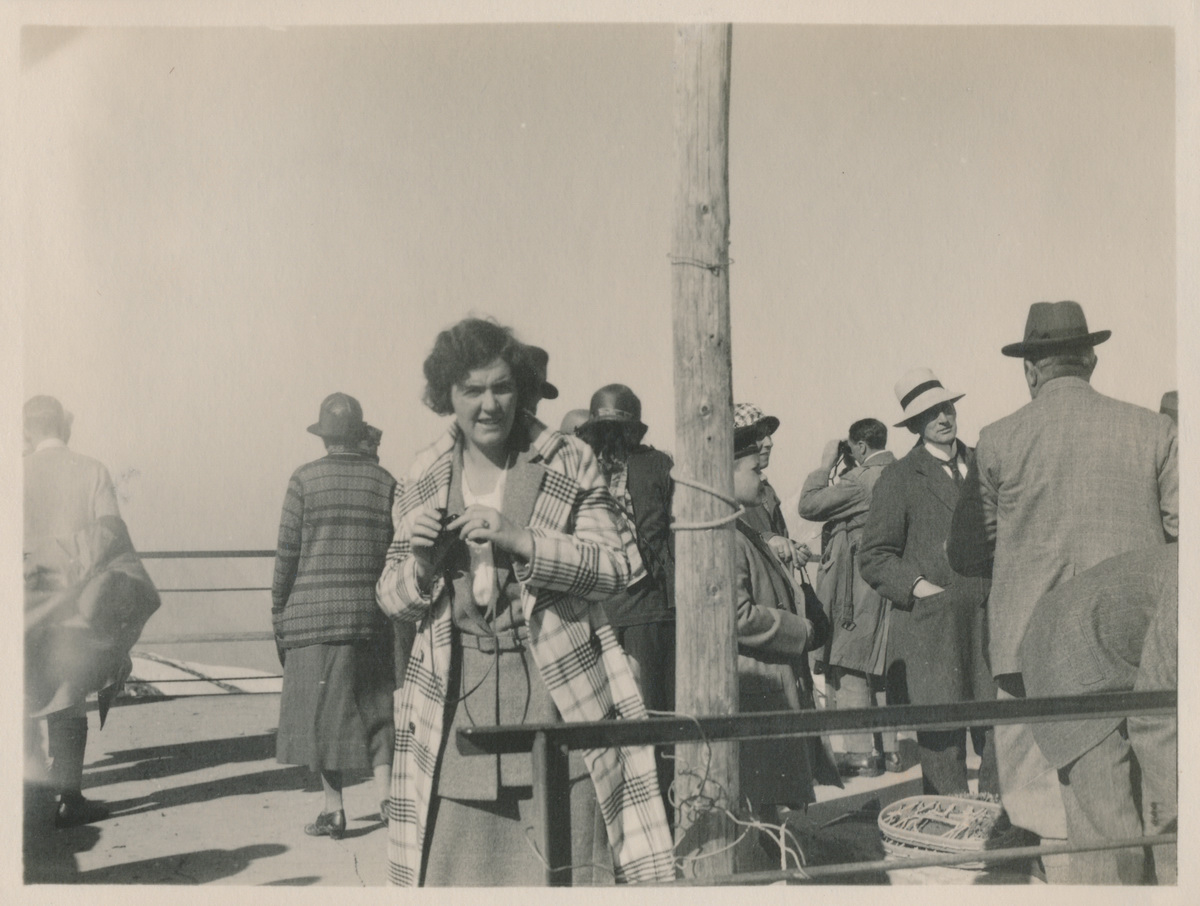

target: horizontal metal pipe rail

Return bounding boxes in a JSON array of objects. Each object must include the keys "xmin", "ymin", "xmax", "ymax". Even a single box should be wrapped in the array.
[
  {"xmin": 457, "ymin": 690, "xmax": 1175, "ymax": 753},
  {"xmin": 675, "ymin": 833, "xmax": 1178, "ymax": 885},
  {"xmin": 140, "ymin": 550, "xmax": 276, "ymax": 559},
  {"xmin": 136, "ymin": 550, "xmax": 276, "ymax": 648},
  {"xmin": 456, "ymin": 690, "xmax": 1176, "ymax": 886}
]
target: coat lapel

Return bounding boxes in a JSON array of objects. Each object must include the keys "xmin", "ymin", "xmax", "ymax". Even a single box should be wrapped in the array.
[
  {"xmin": 737, "ymin": 520, "xmax": 800, "ymax": 615},
  {"xmin": 910, "ymin": 442, "xmax": 962, "ymax": 513},
  {"xmin": 494, "ymin": 447, "xmax": 545, "ymax": 594}
]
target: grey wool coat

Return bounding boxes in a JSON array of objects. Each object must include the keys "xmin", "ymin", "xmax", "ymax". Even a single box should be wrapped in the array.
[
  {"xmin": 1018, "ymin": 544, "xmax": 1177, "ymax": 769},
  {"xmin": 859, "ymin": 441, "xmax": 993, "ymax": 708},
  {"xmin": 947, "ymin": 377, "xmax": 1178, "ymax": 677},
  {"xmin": 799, "ymin": 450, "xmax": 895, "ymax": 675}
]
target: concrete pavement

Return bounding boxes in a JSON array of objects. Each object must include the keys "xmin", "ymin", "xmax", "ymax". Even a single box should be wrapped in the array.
[{"xmin": 23, "ymin": 692, "xmax": 1036, "ymax": 886}]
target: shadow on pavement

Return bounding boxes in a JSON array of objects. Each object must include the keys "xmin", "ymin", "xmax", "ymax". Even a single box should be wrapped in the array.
[
  {"xmin": 23, "ymin": 783, "xmax": 101, "ymax": 884},
  {"xmin": 101, "ymin": 762, "xmax": 310, "ymax": 818},
  {"xmin": 786, "ymin": 800, "xmax": 892, "ymax": 884},
  {"xmin": 85, "ymin": 732, "xmax": 279, "ymax": 786},
  {"xmin": 70, "ymin": 843, "xmax": 289, "ymax": 884}
]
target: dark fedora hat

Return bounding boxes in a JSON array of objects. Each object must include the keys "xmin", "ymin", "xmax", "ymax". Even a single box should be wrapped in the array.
[
  {"xmin": 525, "ymin": 345, "xmax": 559, "ymax": 400},
  {"xmin": 1001, "ymin": 301, "xmax": 1111, "ymax": 358},
  {"xmin": 576, "ymin": 384, "xmax": 647, "ymax": 442},
  {"xmin": 308, "ymin": 392, "xmax": 364, "ymax": 440}
]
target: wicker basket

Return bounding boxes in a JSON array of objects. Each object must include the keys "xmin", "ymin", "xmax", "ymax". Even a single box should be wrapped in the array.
[{"xmin": 878, "ymin": 795, "xmax": 1021, "ymax": 870}]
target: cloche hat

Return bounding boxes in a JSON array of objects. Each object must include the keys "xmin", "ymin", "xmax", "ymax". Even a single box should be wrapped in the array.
[
  {"xmin": 576, "ymin": 384, "xmax": 648, "ymax": 442},
  {"xmin": 308, "ymin": 392, "xmax": 365, "ymax": 440}
]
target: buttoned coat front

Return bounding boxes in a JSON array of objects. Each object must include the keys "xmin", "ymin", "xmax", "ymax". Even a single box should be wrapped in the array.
[
  {"xmin": 947, "ymin": 378, "xmax": 1178, "ymax": 676},
  {"xmin": 376, "ymin": 421, "xmax": 674, "ymax": 887},
  {"xmin": 859, "ymin": 441, "xmax": 992, "ymax": 707}
]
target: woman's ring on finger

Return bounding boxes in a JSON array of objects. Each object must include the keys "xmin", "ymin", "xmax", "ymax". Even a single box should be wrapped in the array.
[{"xmin": 482, "ymin": 519, "xmax": 490, "ymax": 530}]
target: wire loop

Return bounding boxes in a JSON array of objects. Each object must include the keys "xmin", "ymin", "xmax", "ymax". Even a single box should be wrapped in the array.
[
  {"xmin": 670, "ymin": 474, "xmax": 744, "ymax": 530},
  {"xmin": 668, "ymin": 253, "xmax": 734, "ymax": 276}
]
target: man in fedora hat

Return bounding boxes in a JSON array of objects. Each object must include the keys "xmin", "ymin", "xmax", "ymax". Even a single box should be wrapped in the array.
[
  {"xmin": 859, "ymin": 369, "xmax": 998, "ymax": 798},
  {"xmin": 947, "ymin": 300, "xmax": 1177, "ymax": 874}
]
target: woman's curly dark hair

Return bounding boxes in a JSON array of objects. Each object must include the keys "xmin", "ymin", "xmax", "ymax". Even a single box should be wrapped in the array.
[{"xmin": 422, "ymin": 317, "xmax": 540, "ymax": 416}]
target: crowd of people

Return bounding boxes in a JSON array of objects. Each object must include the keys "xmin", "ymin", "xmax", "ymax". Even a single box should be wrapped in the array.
[{"xmin": 23, "ymin": 300, "xmax": 1177, "ymax": 887}]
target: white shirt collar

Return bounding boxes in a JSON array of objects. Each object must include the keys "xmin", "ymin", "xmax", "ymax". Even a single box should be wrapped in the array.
[
  {"xmin": 862, "ymin": 449, "xmax": 888, "ymax": 465},
  {"xmin": 34, "ymin": 437, "xmax": 67, "ymax": 453},
  {"xmin": 922, "ymin": 440, "xmax": 956, "ymax": 462}
]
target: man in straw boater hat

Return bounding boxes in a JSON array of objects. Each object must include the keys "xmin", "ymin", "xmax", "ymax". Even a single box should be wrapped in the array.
[
  {"xmin": 859, "ymin": 369, "xmax": 999, "ymax": 799},
  {"xmin": 945, "ymin": 300, "xmax": 1177, "ymax": 882}
]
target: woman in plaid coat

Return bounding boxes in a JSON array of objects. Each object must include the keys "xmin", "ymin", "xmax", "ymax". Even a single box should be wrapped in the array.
[{"xmin": 376, "ymin": 318, "xmax": 674, "ymax": 886}]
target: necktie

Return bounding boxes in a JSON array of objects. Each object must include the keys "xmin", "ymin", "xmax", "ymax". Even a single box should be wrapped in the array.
[{"xmin": 948, "ymin": 457, "xmax": 963, "ymax": 487}]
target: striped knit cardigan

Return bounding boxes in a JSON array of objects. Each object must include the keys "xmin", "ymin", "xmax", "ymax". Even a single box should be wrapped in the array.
[
  {"xmin": 377, "ymin": 421, "xmax": 676, "ymax": 886},
  {"xmin": 272, "ymin": 452, "xmax": 397, "ymax": 646}
]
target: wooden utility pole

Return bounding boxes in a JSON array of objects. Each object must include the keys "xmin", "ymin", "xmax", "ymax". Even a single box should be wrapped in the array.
[{"xmin": 670, "ymin": 23, "xmax": 739, "ymax": 879}]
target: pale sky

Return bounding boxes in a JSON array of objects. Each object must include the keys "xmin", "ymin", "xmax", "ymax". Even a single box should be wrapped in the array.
[{"xmin": 8, "ymin": 6, "xmax": 1191, "ymax": 557}]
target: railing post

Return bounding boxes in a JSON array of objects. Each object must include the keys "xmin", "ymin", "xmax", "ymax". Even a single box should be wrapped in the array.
[{"xmin": 531, "ymin": 730, "xmax": 572, "ymax": 886}]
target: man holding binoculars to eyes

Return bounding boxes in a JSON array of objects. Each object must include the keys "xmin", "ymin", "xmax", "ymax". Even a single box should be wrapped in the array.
[{"xmin": 799, "ymin": 418, "xmax": 899, "ymax": 777}]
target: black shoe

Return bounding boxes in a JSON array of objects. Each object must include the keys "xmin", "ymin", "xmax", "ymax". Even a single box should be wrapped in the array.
[
  {"xmin": 55, "ymin": 792, "xmax": 109, "ymax": 829},
  {"xmin": 883, "ymin": 752, "xmax": 905, "ymax": 773},
  {"xmin": 304, "ymin": 809, "xmax": 346, "ymax": 839},
  {"xmin": 836, "ymin": 752, "xmax": 884, "ymax": 778}
]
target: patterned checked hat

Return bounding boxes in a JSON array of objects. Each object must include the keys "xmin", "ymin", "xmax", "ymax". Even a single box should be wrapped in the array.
[
  {"xmin": 733, "ymin": 403, "xmax": 779, "ymax": 436},
  {"xmin": 734, "ymin": 403, "xmax": 779, "ymax": 458}
]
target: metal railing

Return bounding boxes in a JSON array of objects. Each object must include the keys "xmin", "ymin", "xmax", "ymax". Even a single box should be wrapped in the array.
[
  {"xmin": 132, "ymin": 549, "xmax": 281, "ymax": 686},
  {"xmin": 132, "ymin": 551, "xmax": 1177, "ymax": 885},
  {"xmin": 456, "ymin": 690, "xmax": 1177, "ymax": 886}
]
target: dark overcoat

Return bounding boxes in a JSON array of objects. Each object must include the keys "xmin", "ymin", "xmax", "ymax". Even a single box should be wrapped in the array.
[{"xmin": 859, "ymin": 441, "xmax": 993, "ymax": 707}]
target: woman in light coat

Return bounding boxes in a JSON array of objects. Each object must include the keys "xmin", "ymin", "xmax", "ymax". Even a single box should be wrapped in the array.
[{"xmin": 376, "ymin": 317, "xmax": 674, "ymax": 887}]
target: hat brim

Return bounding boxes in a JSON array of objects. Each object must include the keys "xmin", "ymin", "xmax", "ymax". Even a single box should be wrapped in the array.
[
  {"xmin": 307, "ymin": 423, "xmax": 355, "ymax": 439},
  {"xmin": 576, "ymin": 417, "xmax": 647, "ymax": 442},
  {"xmin": 1001, "ymin": 330, "xmax": 1110, "ymax": 358},
  {"xmin": 895, "ymin": 391, "xmax": 965, "ymax": 428},
  {"xmin": 758, "ymin": 415, "xmax": 780, "ymax": 435},
  {"xmin": 540, "ymin": 381, "xmax": 559, "ymax": 400}
]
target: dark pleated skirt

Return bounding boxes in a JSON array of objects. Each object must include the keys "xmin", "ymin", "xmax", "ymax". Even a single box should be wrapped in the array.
[{"xmin": 276, "ymin": 636, "xmax": 395, "ymax": 772}]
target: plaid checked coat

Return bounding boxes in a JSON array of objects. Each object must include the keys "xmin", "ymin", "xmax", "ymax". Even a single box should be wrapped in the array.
[{"xmin": 377, "ymin": 420, "xmax": 676, "ymax": 886}]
